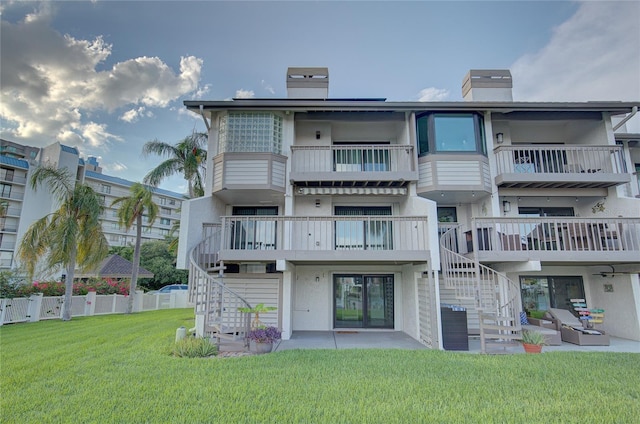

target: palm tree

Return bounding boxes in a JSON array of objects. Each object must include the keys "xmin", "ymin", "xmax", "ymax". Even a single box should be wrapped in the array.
[
  {"xmin": 111, "ymin": 183, "xmax": 159, "ymax": 314},
  {"xmin": 142, "ymin": 131, "xmax": 207, "ymax": 198},
  {"xmin": 17, "ymin": 166, "xmax": 108, "ymax": 321}
]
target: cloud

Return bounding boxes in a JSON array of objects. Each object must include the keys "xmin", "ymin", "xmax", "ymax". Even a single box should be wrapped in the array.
[
  {"xmin": 511, "ymin": 1, "xmax": 640, "ymax": 132},
  {"xmin": 416, "ymin": 87, "xmax": 450, "ymax": 102},
  {"xmin": 235, "ymin": 89, "xmax": 255, "ymax": 99},
  {"xmin": 261, "ymin": 80, "xmax": 275, "ymax": 95},
  {"xmin": 102, "ymin": 161, "xmax": 128, "ymax": 172},
  {"xmin": 0, "ymin": 4, "xmax": 203, "ymax": 149},
  {"xmin": 119, "ymin": 106, "xmax": 153, "ymax": 123}
]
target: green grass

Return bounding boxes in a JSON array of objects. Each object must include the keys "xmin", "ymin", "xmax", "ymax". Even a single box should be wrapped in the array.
[{"xmin": 1, "ymin": 309, "xmax": 639, "ymax": 423}]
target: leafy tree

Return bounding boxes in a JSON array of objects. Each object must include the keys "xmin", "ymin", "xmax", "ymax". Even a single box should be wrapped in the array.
[
  {"xmin": 142, "ymin": 131, "xmax": 207, "ymax": 198},
  {"xmin": 111, "ymin": 183, "xmax": 158, "ymax": 313},
  {"xmin": 138, "ymin": 240, "xmax": 188, "ymax": 290},
  {"xmin": 108, "ymin": 245, "xmax": 134, "ymax": 262},
  {"xmin": 17, "ymin": 166, "xmax": 108, "ymax": 320}
]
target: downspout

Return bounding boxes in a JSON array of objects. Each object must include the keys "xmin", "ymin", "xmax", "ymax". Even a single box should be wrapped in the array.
[
  {"xmin": 613, "ymin": 106, "xmax": 638, "ymax": 132},
  {"xmin": 199, "ymin": 105, "xmax": 211, "ymax": 132}
]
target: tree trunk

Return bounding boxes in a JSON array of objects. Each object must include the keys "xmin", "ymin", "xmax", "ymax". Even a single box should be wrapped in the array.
[
  {"xmin": 62, "ymin": 248, "xmax": 77, "ymax": 321},
  {"xmin": 127, "ymin": 214, "xmax": 143, "ymax": 314}
]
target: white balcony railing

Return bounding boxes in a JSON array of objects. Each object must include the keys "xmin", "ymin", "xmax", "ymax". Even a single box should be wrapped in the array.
[
  {"xmin": 459, "ymin": 217, "xmax": 640, "ymax": 258},
  {"xmin": 290, "ymin": 145, "xmax": 415, "ymax": 175},
  {"xmin": 218, "ymin": 215, "xmax": 429, "ymax": 255},
  {"xmin": 494, "ymin": 145, "xmax": 627, "ymax": 175}
]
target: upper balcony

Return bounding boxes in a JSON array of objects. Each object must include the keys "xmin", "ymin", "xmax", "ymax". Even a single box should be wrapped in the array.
[
  {"xmin": 456, "ymin": 217, "xmax": 640, "ymax": 263},
  {"xmin": 290, "ymin": 145, "xmax": 417, "ymax": 192},
  {"xmin": 214, "ymin": 215, "xmax": 429, "ymax": 264},
  {"xmin": 494, "ymin": 145, "xmax": 630, "ymax": 189}
]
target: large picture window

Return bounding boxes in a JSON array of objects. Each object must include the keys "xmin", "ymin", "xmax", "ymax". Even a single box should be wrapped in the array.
[
  {"xmin": 416, "ymin": 113, "xmax": 486, "ymax": 156},
  {"xmin": 219, "ymin": 112, "xmax": 283, "ymax": 154}
]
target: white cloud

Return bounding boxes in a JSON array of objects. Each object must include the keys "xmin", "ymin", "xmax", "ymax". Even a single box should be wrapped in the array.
[
  {"xmin": 416, "ymin": 87, "xmax": 450, "ymax": 102},
  {"xmin": 235, "ymin": 89, "xmax": 255, "ymax": 99},
  {"xmin": 119, "ymin": 106, "xmax": 153, "ymax": 123},
  {"xmin": 511, "ymin": 1, "xmax": 640, "ymax": 131},
  {"xmin": 102, "ymin": 161, "xmax": 128, "ymax": 172},
  {"xmin": 0, "ymin": 5, "xmax": 203, "ymax": 149},
  {"xmin": 261, "ymin": 80, "xmax": 275, "ymax": 95}
]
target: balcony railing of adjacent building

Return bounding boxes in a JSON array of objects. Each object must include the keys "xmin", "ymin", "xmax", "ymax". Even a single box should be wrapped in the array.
[
  {"xmin": 290, "ymin": 145, "xmax": 417, "ymax": 187},
  {"xmin": 494, "ymin": 145, "xmax": 630, "ymax": 189},
  {"xmin": 0, "ymin": 191, "xmax": 24, "ymax": 201},
  {"xmin": 459, "ymin": 217, "xmax": 640, "ymax": 262},
  {"xmin": 0, "ymin": 171, "xmax": 27, "ymax": 185},
  {"xmin": 0, "ymin": 241, "xmax": 15, "ymax": 250},
  {"xmin": 215, "ymin": 215, "xmax": 429, "ymax": 263}
]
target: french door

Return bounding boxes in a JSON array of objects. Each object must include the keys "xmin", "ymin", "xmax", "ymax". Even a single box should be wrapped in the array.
[{"xmin": 334, "ymin": 274, "xmax": 394, "ymax": 329}]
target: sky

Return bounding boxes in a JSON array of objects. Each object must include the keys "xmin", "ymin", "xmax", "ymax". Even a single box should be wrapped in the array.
[{"xmin": 1, "ymin": 0, "xmax": 639, "ymax": 195}]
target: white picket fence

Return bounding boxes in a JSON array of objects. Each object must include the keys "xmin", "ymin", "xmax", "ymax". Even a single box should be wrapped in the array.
[{"xmin": 0, "ymin": 291, "xmax": 192, "ymax": 325}]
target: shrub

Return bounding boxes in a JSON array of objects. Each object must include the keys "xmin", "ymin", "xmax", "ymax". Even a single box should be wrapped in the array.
[
  {"xmin": 247, "ymin": 326, "xmax": 282, "ymax": 343},
  {"xmin": 171, "ymin": 337, "xmax": 218, "ymax": 358},
  {"xmin": 0, "ymin": 270, "xmax": 26, "ymax": 298},
  {"xmin": 4, "ymin": 278, "xmax": 131, "ymax": 298}
]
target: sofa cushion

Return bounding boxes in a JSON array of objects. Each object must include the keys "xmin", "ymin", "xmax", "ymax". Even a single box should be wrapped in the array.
[{"xmin": 520, "ymin": 312, "xmax": 530, "ymax": 325}]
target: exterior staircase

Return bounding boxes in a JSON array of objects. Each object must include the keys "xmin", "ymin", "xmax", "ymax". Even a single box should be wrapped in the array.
[
  {"xmin": 440, "ymin": 225, "xmax": 521, "ymax": 353},
  {"xmin": 188, "ymin": 226, "xmax": 251, "ymax": 347}
]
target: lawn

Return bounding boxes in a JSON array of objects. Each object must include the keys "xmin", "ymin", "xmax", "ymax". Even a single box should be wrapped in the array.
[{"xmin": 1, "ymin": 309, "xmax": 639, "ymax": 423}]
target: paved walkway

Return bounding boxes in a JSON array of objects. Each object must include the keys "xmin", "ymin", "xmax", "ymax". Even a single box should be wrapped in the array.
[{"xmin": 268, "ymin": 331, "xmax": 640, "ymax": 354}]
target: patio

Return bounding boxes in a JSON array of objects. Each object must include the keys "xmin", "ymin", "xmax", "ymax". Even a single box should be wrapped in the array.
[{"xmin": 254, "ymin": 331, "xmax": 640, "ymax": 354}]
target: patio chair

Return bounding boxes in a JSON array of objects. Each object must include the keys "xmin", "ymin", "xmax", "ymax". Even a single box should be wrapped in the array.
[
  {"xmin": 519, "ymin": 312, "xmax": 561, "ymax": 345},
  {"xmin": 546, "ymin": 308, "xmax": 610, "ymax": 346}
]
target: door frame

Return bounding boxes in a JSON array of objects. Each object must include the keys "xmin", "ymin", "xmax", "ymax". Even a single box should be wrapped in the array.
[{"xmin": 333, "ymin": 273, "xmax": 394, "ymax": 329}]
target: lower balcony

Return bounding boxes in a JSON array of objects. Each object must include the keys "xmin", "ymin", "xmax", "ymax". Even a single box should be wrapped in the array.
[
  {"xmin": 216, "ymin": 215, "xmax": 430, "ymax": 264},
  {"xmin": 457, "ymin": 217, "xmax": 640, "ymax": 263}
]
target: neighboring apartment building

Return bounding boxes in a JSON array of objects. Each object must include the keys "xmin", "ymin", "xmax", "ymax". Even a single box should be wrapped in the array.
[
  {"xmin": 0, "ymin": 139, "xmax": 184, "ymax": 272},
  {"xmin": 177, "ymin": 67, "xmax": 640, "ymax": 348}
]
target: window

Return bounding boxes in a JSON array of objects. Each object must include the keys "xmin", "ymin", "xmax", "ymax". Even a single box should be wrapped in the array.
[
  {"xmin": 169, "ymin": 199, "xmax": 176, "ymax": 205},
  {"xmin": 333, "ymin": 142, "xmax": 390, "ymax": 172},
  {"xmin": 160, "ymin": 229, "xmax": 170, "ymax": 236},
  {"xmin": 219, "ymin": 112, "xmax": 283, "ymax": 154},
  {"xmin": 231, "ymin": 206, "xmax": 278, "ymax": 250},
  {"xmin": 334, "ymin": 206, "xmax": 392, "ymax": 250},
  {"xmin": 161, "ymin": 207, "xmax": 171, "ymax": 215},
  {"xmin": 520, "ymin": 276, "xmax": 584, "ymax": 312},
  {"xmin": 1, "ymin": 168, "xmax": 14, "ymax": 182},
  {"xmin": 0, "ymin": 184, "xmax": 11, "ymax": 198},
  {"xmin": 160, "ymin": 218, "xmax": 171, "ymax": 226},
  {"xmin": 101, "ymin": 184, "xmax": 111, "ymax": 194},
  {"xmin": 159, "ymin": 197, "xmax": 167, "ymax": 206},
  {"xmin": 416, "ymin": 113, "xmax": 486, "ymax": 156}
]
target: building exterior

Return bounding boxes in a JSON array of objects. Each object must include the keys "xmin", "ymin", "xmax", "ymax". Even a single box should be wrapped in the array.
[
  {"xmin": 0, "ymin": 139, "xmax": 184, "ymax": 273},
  {"xmin": 177, "ymin": 67, "xmax": 640, "ymax": 349}
]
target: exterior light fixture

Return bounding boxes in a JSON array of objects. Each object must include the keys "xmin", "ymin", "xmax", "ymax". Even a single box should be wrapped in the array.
[
  {"xmin": 502, "ymin": 200, "xmax": 511, "ymax": 213},
  {"xmin": 496, "ymin": 133, "xmax": 504, "ymax": 144},
  {"xmin": 316, "ymin": 131, "xmax": 321, "ymax": 140}
]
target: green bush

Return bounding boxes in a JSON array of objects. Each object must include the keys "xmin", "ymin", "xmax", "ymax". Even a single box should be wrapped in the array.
[
  {"xmin": 0, "ymin": 270, "xmax": 25, "ymax": 298},
  {"xmin": 529, "ymin": 310, "xmax": 547, "ymax": 319},
  {"xmin": 171, "ymin": 336, "xmax": 218, "ymax": 358}
]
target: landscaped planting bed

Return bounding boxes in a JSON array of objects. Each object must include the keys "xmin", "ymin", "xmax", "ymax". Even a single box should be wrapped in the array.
[{"xmin": 1, "ymin": 309, "xmax": 638, "ymax": 423}]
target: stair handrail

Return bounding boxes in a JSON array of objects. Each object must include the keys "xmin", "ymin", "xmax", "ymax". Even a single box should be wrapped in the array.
[
  {"xmin": 439, "ymin": 224, "xmax": 521, "ymax": 330},
  {"xmin": 188, "ymin": 228, "xmax": 251, "ymax": 340}
]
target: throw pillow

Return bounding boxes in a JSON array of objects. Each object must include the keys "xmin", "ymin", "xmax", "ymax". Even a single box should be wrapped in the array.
[{"xmin": 520, "ymin": 311, "xmax": 530, "ymax": 325}]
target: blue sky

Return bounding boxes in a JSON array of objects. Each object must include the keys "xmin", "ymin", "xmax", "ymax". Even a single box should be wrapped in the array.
[{"xmin": 1, "ymin": 0, "xmax": 639, "ymax": 194}]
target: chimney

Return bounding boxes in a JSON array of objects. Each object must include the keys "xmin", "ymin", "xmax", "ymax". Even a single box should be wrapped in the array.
[
  {"xmin": 286, "ymin": 67, "xmax": 329, "ymax": 99},
  {"xmin": 462, "ymin": 69, "xmax": 513, "ymax": 101}
]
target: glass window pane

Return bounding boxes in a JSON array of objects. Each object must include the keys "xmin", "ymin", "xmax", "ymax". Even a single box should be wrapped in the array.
[{"xmin": 434, "ymin": 115, "xmax": 477, "ymax": 152}]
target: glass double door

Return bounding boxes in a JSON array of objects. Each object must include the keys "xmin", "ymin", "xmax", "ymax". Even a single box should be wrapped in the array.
[{"xmin": 334, "ymin": 274, "xmax": 394, "ymax": 328}]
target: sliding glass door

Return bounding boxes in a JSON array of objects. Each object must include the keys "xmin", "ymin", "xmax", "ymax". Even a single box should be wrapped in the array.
[
  {"xmin": 334, "ymin": 206, "xmax": 392, "ymax": 250},
  {"xmin": 334, "ymin": 274, "xmax": 394, "ymax": 328}
]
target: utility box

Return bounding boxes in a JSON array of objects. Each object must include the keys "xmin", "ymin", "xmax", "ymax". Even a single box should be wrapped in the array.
[{"xmin": 441, "ymin": 304, "xmax": 469, "ymax": 351}]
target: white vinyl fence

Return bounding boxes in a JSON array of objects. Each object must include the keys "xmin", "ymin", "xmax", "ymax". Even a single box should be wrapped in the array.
[{"xmin": 0, "ymin": 291, "xmax": 192, "ymax": 325}]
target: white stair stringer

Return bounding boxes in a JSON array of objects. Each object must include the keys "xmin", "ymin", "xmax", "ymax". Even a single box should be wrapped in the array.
[
  {"xmin": 188, "ymin": 228, "xmax": 251, "ymax": 346},
  {"xmin": 440, "ymin": 225, "xmax": 521, "ymax": 353}
]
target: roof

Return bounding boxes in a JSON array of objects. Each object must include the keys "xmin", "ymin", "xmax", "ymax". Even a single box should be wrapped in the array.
[
  {"xmin": 85, "ymin": 170, "xmax": 185, "ymax": 198},
  {"xmin": 185, "ymin": 99, "xmax": 640, "ymax": 115},
  {"xmin": 60, "ymin": 144, "xmax": 79, "ymax": 155},
  {"xmin": 0, "ymin": 155, "xmax": 29, "ymax": 168},
  {"xmin": 75, "ymin": 254, "xmax": 154, "ymax": 279}
]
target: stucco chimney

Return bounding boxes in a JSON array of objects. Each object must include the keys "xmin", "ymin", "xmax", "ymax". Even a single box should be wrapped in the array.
[
  {"xmin": 286, "ymin": 67, "xmax": 329, "ymax": 99},
  {"xmin": 462, "ymin": 69, "xmax": 513, "ymax": 101}
]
